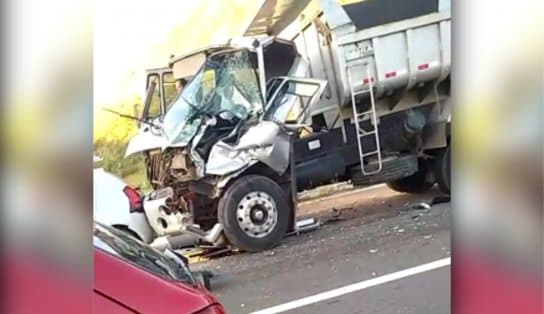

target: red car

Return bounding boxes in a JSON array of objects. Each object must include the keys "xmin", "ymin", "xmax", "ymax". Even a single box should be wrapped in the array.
[{"xmin": 94, "ymin": 223, "xmax": 224, "ymax": 314}]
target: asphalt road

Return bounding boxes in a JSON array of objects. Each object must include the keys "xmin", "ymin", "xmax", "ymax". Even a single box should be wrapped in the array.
[{"xmin": 194, "ymin": 185, "xmax": 451, "ymax": 313}]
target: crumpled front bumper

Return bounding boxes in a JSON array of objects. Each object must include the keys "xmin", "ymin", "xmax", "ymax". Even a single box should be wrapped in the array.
[{"xmin": 143, "ymin": 187, "xmax": 190, "ymax": 237}]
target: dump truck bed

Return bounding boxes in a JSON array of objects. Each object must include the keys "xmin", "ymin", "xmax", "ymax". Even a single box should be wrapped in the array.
[{"xmin": 287, "ymin": 0, "xmax": 451, "ymax": 107}]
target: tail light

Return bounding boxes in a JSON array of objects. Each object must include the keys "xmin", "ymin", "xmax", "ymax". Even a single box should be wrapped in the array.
[
  {"xmin": 123, "ymin": 186, "xmax": 143, "ymax": 213},
  {"xmin": 194, "ymin": 304, "xmax": 225, "ymax": 314}
]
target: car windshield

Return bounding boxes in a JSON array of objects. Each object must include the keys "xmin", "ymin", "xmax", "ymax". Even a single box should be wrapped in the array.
[
  {"xmin": 93, "ymin": 223, "xmax": 195, "ymax": 285},
  {"xmin": 162, "ymin": 49, "xmax": 263, "ymax": 145}
]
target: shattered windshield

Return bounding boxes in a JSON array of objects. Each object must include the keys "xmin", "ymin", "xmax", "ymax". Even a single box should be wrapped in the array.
[{"xmin": 162, "ymin": 49, "xmax": 263, "ymax": 145}]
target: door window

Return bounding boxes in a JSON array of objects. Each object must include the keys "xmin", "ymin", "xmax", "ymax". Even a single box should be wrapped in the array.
[
  {"xmin": 162, "ymin": 72, "xmax": 178, "ymax": 109},
  {"xmin": 263, "ymin": 79, "xmax": 323, "ymax": 123},
  {"xmin": 146, "ymin": 74, "xmax": 161, "ymax": 118}
]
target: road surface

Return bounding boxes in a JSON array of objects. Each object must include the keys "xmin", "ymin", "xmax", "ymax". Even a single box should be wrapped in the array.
[{"xmin": 193, "ymin": 185, "xmax": 451, "ymax": 313}]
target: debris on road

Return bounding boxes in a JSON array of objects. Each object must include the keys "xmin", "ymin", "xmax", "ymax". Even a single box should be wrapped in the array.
[
  {"xmin": 176, "ymin": 246, "xmax": 237, "ymax": 264},
  {"xmin": 287, "ymin": 217, "xmax": 321, "ymax": 236},
  {"xmin": 177, "ymin": 247, "xmax": 210, "ymax": 264},
  {"xmin": 332, "ymin": 207, "xmax": 342, "ymax": 218},
  {"xmin": 320, "ymin": 207, "xmax": 346, "ymax": 224},
  {"xmin": 400, "ymin": 196, "xmax": 450, "ymax": 213},
  {"xmin": 401, "ymin": 202, "xmax": 432, "ymax": 212},
  {"xmin": 207, "ymin": 248, "xmax": 237, "ymax": 260},
  {"xmin": 424, "ymin": 234, "xmax": 433, "ymax": 239}
]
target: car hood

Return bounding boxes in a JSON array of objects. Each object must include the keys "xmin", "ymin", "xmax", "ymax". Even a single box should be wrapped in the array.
[{"xmin": 94, "ymin": 249, "xmax": 219, "ymax": 314}]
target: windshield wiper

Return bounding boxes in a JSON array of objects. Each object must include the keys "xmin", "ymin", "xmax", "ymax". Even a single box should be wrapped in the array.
[{"xmin": 102, "ymin": 107, "xmax": 158, "ymax": 128}]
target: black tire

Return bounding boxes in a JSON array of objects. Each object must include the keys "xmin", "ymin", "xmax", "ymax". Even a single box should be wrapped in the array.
[
  {"xmin": 217, "ymin": 175, "xmax": 290, "ymax": 252},
  {"xmin": 386, "ymin": 159, "xmax": 435, "ymax": 193},
  {"xmin": 434, "ymin": 146, "xmax": 451, "ymax": 194}
]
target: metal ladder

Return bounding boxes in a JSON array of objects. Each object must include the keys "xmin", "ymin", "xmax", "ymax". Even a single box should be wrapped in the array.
[{"xmin": 347, "ymin": 62, "xmax": 383, "ymax": 175}]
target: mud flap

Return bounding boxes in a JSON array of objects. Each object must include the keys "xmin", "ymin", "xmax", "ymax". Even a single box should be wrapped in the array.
[{"xmin": 288, "ymin": 134, "xmax": 298, "ymax": 231}]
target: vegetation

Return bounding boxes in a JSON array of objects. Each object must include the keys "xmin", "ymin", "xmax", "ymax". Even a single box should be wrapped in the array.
[{"xmin": 93, "ymin": 98, "xmax": 150, "ymax": 190}]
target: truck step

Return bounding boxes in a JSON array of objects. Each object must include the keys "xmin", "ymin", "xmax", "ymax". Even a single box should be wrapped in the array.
[{"xmin": 349, "ymin": 155, "xmax": 418, "ymax": 187}]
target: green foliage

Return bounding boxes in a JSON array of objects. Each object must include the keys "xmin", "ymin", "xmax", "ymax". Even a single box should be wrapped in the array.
[
  {"xmin": 94, "ymin": 137, "xmax": 152, "ymax": 191},
  {"xmin": 94, "ymin": 137, "xmax": 134, "ymax": 175},
  {"xmin": 94, "ymin": 102, "xmax": 152, "ymax": 191}
]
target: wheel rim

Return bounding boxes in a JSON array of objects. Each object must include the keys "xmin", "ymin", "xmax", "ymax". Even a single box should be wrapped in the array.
[{"xmin": 236, "ymin": 191, "xmax": 278, "ymax": 238}]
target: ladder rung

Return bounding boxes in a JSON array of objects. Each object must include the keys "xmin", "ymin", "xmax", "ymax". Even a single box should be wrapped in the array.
[
  {"xmin": 358, "ymin": 130, "xmax": 376, "ymax": 137},
  {"xmin": 352, "ymin": 89, "xmax": 370, "ymax": 96},
  {"xmin": 357, "ymin": 122, "xmax": 377, "ymax": 128},
  {"xmin": 362, "ymin": 151, "xmax": 380, "ymax": 157},
  {"xmin": 357, "ymin": 111, "xmax": 375, "ymax": 118},
  {"xmin": 346, "ymin": 57, "xmax": 373, "ymax": 64},
  {"xmin": 348, "ymin": 63, "xmax": 382, "ymax": 176},
  {"xmin": 357, "ymin": 127, "xmax": 376, "ymax": 133}
]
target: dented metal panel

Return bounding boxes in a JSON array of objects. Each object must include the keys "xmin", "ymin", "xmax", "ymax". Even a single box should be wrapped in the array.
[{"xmin": 206, "ymin": 121, "xmax": 290, "ymax": 176}]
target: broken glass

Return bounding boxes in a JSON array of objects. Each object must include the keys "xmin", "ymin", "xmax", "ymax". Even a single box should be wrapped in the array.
[{"xmin": 162, "ymin": 49, "xmax": 263, "ymax": 146}]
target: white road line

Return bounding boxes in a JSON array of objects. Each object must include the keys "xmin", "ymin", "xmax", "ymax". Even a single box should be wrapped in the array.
[{"xmin": 249, "ymin": 257, "xmax": 451, "ymax": 314}]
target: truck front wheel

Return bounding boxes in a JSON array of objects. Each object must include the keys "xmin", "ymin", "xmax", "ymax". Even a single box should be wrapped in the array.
[
  {"xmin": 217, "ymin": 175, "xmax": 290, "ymax": 252},
  {"xmin": 386, "ymin": 159, "xmax": 435, "ymax": 193}
]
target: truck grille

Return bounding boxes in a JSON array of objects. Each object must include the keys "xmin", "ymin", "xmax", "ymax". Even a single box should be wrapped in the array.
[{"xmin": 145, "ymin": 150, "xmax": 169, "ymax": 188}]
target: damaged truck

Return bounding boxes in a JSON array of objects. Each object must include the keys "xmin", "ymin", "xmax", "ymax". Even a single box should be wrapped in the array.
[{"xmin": 125, "ymin": 0, "xmax": 451, "ymax": 252}]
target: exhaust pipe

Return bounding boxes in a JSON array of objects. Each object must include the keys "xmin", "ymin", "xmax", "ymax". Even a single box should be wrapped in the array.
[{"xmin": 186, "ymin": 223, "xmax": 223, "ymax": 244}]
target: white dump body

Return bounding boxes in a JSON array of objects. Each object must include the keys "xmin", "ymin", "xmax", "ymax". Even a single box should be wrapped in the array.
[
  {"xmin": 269, "ymin": 0, "xmax": 451, "ymax": 115},
  {"xmin": 335, "ymin": 2, "xmax": 451, "ymax": 101}
]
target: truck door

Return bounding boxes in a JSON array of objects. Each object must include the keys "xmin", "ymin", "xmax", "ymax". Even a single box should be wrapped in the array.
[
  {"xmin": 139, "ymin": 68, "xmax": 175, "ymax": 127},
  {"xmin": 140, "ymin": 73, "xmax": 160, "ymax": 125},
  {"xmin": 263, "ymin": 77, "xmax": 326, "ymax": 128}
]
